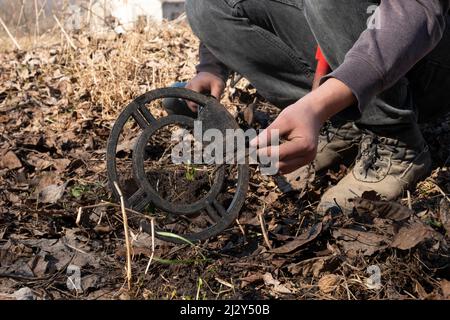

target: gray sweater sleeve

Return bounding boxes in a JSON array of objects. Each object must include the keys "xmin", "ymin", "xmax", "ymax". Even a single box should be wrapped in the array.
[
  {"xmin": 196, "ymin": 43, "xmax": 230, "ymax": 82},
  {"xmin": 325, "ymin": 0, "xmax": 449, "ymax": 111}
]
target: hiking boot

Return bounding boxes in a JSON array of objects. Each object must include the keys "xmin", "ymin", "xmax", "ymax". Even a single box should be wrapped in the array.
[
  {"xmin": 315, "ymin": 120, "xmax": 363, "ymax": 171},
  {"xmin": 162, "ymin": 82, "xmax": 197, "ymax": 118},
  {"xmin": 277, "ymin": 120, "xmax": 363, "ymax": 192},
  {"xmin": 317, "ymin": 124, "xmax": 432, "ymax": 215}
]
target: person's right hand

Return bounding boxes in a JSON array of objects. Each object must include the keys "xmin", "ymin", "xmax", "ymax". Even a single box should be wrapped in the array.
[
  {"xmin": 250, "ymin": 78, "xmax": 357, "ymax": 174},
  {"xmin": 185, "ymin": 72, "xmax": 226, "ymax": 111}
]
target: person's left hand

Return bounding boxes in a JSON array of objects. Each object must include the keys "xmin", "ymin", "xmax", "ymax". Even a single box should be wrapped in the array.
[{"xmin": 185, "ymin": 72, "xmax": 226, "ymax": 111}]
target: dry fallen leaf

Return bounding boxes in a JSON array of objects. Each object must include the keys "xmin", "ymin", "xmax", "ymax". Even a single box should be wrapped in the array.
[
  {"xmin": 287, "ymin": 257, "xmax": 331, "ymax": 278},
  {"xmin": 275, "ymin": 165, "xmax": 315, "ymax": 194},
  {"xmin": 333, "ymin": 228, "xmax": 388, "ymax": 257},
  {"xmin": 391, "ymin": 220, "xmax": 440, "ymax": 250},
  {"xmin": 27, "ymin": 154, "xmax": 53, "ymax": 171},
  {"xmin": 34, "ymin": 172, "xmax": 63, "ymax": 194},
  {"xmin": 441, "ymin": 280, "xmax": 450, "ymax": 299},
  {"xmin": 53, "ymin": 158, "xmax": 71, "ymax": 173},
  {"xmin": 439, "ymin": 198, "xmax": 450, "ymax": 235},
  {"xmin": 263, "ymin": 273, "xmax": 292, "ymax": 294},
  {"xmin": 116, "ymin": 137, "xmax": 138, "ymax": 154},
  {"xmin": 243, "ymin": 102, "xmax": 255, "ymax": 125},
  {"xmin": 0, "ymin": 151, "xmax": 22, "ymax": 170},
  {"xmin": 271, "ymin": 223, "xmax": 322, "ymax": 254},
  {"xmin": 239, "ymin": 273, "xmax": 264, "ymax": 288},
  {"xmin": 38, "ymin": 182, "xmax": 67, "ymax": 204},
  {"xmin": 318, "ymin": 274, "xmax": 341, "ymax": 294},
  {"xmin": 264, "ymin": 192, "xmax": 279, "ymax": 206},
  {"xmin": 352, "ymin": 197, "xmax": 413, "ymax": 222}
]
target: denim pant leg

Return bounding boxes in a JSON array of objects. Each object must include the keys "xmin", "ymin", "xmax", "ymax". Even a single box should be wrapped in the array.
[{"xmin": 186, "ymin": 0, "xmax": 317, "ymax": 108}]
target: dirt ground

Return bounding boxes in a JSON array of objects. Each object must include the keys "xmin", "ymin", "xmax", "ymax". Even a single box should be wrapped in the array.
[{"xmin": 0, "ymin": 22, "xmax": 449, "ymax": 300}]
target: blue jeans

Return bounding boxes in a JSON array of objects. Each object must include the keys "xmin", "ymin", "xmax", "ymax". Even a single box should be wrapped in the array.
[{"xmin": 186, "ymin": 0, "xmax": 450, "ymax": 126}]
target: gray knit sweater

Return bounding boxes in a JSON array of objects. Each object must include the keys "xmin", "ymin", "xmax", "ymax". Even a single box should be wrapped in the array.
[{"xmin": 196, "ymin": 0, "xmax": 450, "ymax": 111}]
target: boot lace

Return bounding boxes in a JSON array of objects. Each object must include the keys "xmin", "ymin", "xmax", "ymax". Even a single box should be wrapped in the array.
[
  {"xmin": 320, "ymin": 121, "xmax": 335, "ymax": 143},
  {"xmin": 357, "ymin": 134, "xmax": 398, "ymax": 178}
]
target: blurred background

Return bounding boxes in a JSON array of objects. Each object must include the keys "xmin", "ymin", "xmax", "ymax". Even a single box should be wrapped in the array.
[{"xmin": 0, "ymin": 0, "xmax": 186, "ymax": 46}]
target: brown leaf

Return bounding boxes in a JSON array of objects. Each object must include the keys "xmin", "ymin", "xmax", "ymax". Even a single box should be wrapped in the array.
[
  {"xmin": 271, "ymin": 223, "xmax": 322, "ymax": 254},
  {"xmin": 391, "ymin": 220, "xmax": 440, "ymax": 250},
  {"xmin": 333, "ymin": 228, "xmax": 388, "ymax": 257},
  {"xmin": 441, "ymin": 280, "xmax": 450, "ymax": 299},
  {"xmin": 0, "ymin": 115, "xmax": 10, "ymax": 123},
  {"xmin": 352, "ymin": 197, "xmax": 413, "ymax": 222},
  {"xmin": 239, "ymin": 273, "xmax": 264, "ymax": 288},
  {"xmin": 0, "ymin": 151, "xmax": 22, "ymax": 170},
  {"xmin": 243, "ymin": 103, "xmax": 255, "ymax": 125},
  {"xmin": 93, "ymin": 225, "xmax": 113, "ymax": 234},
  {"xmin": 311, "ymin": 260, "xmax": 330, "ymax": 278},
  {"xmin": 57, "ymin": 79, "xmax": 73, "ymax": 96},
  {"xmin": 53, "ymin": 159, "xmax": 71, "ymax": 172},
  {"xmin": 318, "ymin": 274, "xmax": 341, "ymax": 294},
  {"xmin": 38, "ymin": 183, "xmax": 67, "ymax": 204},
  {"xmin": 271, "ymin": 259, "xmax": 286, "ymax": 268},
  {"xmin": 34, "ymin": 172, "xmax": 62, "ymax": 194},
  {"xmin": 415, "ymin": 281, "xmax": 428, "ymax": 299},
  {"xmin": 275, "ymin": 165, "xmax": 315, "ymax": 194},
  {"xmin": 263, "ymin": 273, "xmax": 292, "ymax": 294},
  {"xmin": 287, "ymin": 256, "xmax": 335, "ymax": 278},
  {"xmin": 27, "ymin": 154, "xmax": 52, "ymax": 171},
  {"xmin": 31, "ymin": 255, "xmax": 49, "ymax": 277},
  {"xmin": 0, "ymin": 293, "xmax": 15, "ymax": 300},
  {"xmin": 361, "ymin": 190, "xmax": 382, "ymax": 201},
  {"xmin": 7, "ymin": 193, "xmax": 20, "ymax": 203},
  {"xmin": 264, "ymin": 192, "xmax": 279, "ymax": 206},
  {"xmin": 439, "ymin": 198, "xmax": 450, "ymax": 235},
  {"xmin": 116, "ymin": 137, "xmax": 138, "ymax": 154}
]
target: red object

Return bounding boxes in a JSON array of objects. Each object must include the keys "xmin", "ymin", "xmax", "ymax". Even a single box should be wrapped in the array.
[{"xmin": 312, "ymin": 46, "xmax": 330, "ymax": 90}]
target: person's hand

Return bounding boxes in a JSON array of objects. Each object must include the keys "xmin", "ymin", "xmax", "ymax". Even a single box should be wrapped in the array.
[
  {"xmin": 185, "ymin": 72, "xmax": 226, "ymax": 111},
  {"xmin": 251, "ymin": 99, "xmax": 324, "ymax": 175},
  {"xmin": 250, "ymin": 78, "xmax": 357, "ymax": 175}
]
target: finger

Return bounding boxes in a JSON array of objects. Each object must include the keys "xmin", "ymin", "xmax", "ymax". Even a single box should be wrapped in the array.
[
  {"xmin": 186, "ymin": 101, "xmax": 199, "ymax": 112},
  {"xmin": 185, "ymin": 82, "xmax": 202, "ymax": 112},
  {"xmin": 257, "ymin": 138, "xmax": 313, "ymax": 162},
  {"xmin": 210, "ymin": 83, "xmax": 224, "ymax": 100},
  {"xmin": 277, "ymin": 157, "xmax": 314, "ymax": 175},
  {"xmin": 250, "ymin": 116, "xmax": 290, "ymax": 149}
]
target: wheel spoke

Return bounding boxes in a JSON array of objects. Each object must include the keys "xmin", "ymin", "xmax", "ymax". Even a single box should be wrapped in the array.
[
  {"xmin": 213, "ymin": 200, "xmax": 227, "ymax": 216},
  {"xmin": 139, "ymin": 106, "xmax": 156, "ymax": 123},
  {"xmin": 206, "ymin": 203, "xmax": 221, "ymax": 223},
  {"xmin": 128, "ymin": 188, "xmax": 151, "ymax": 211},
  {"xmin": 132, "ymin": 107, "xmax": 154, "ymax": 129},
  {"xmin": 206, "ymin": 200, "xmax": 227, "ymax": 223}
]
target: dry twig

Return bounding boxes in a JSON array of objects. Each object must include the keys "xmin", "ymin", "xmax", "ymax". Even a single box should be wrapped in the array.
[
  {"xmin": 144, "ymin": 218, "xmax": 156, "ymax": 275},
  {"xmin": 258, "ymin": 205, "xmax": 273, "ymax": 250},
  {"xmin": 53, "ymin": 14, "xmax": 77, "ymax": 50},
  {"xmin": 0, "ymin": 16, "xmax": 22, "ymax": 50},
  {"xmin": 113, "ymin": 182, "xmax": 132, "ymax": 291}
]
